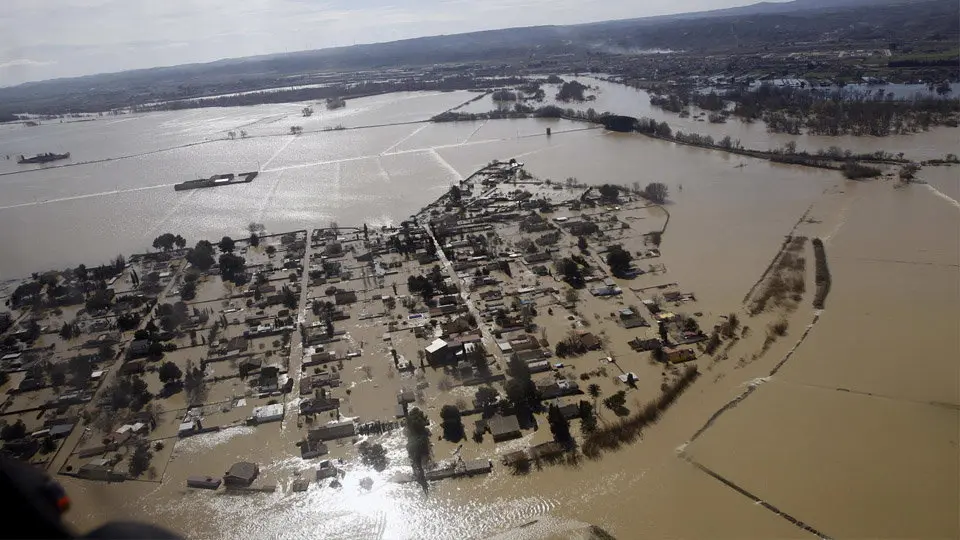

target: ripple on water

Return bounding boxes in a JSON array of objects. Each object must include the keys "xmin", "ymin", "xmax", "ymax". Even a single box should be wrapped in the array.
[
  {"xmin": 173, "ymin": 426, "xmax": 256, "ymax": 454},
  {"xmin": 159, "ymin": 425, "xmax": 576, "ymax": 540},
  {"xmin": 160, "ymin": 434, "xmax": 565, "ymax": 540}
]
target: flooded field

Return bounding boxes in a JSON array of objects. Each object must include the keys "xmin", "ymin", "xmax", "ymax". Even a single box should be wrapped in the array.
[{"xmin": 1, "ymin": 86, "xmax": 958, "ymax": 539}]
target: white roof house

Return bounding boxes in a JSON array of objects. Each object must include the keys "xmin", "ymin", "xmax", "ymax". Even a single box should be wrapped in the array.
[
  {"xmin": 252, "ymin": 403, "xmax": 284, "ymax": 424},
  {"xmin": 425, "ymin": 339, "xmax": 448, "ymax": 355}
]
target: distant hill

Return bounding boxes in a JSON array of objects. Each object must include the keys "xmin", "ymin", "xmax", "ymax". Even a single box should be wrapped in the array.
[
  {"xmin": 0, "ymin": 0, "xmax": 955, "ymax": 115},
  {"xmin": 649, "ymin": 0, "xmax": 918, "ymax": 20}
]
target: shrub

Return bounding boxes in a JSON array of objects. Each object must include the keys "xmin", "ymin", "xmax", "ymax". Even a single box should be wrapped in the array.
[
  {"xmin": 770, "ymin": 319, "xmax": 789, "ymax": 337},
  {"xmin": 842, "ymin": 162, "xmax": 882, "ymax": 180}
]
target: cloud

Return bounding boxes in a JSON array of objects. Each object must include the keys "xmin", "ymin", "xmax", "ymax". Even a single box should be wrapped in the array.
[
  {"xmin": 0, "ymin": 59, "xmax": 56, "ymax": 69},
  {"xmin": 0, "ymin": 0, "xmax": 761, "ymax": 85}
]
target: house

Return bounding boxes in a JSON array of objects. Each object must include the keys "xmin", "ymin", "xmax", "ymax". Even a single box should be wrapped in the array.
[
  {"xmin": 508, "ymin": 334, "xmax": 540, "ymax": 351},
  {"xmin": 257, "ymin": 366, "xmax": 280, "ymax": 393},
  {"xmin": 72, "ymin": 352, "xmax": 103, "ymax": 366},
  {"xmin": 299, "ymin": 396, "xmax": 339, "ymax": 415},
  {"xmin": 291, "ymin": 478, "xmax": 310, "ymax": 492},
  {"xmin": 397, "ymin": 388, "xmax": 416, "ymax": 404},
  {"xmin": 133, "ymin": 410, "xmax": 158, "ymax": 430},
  {"xmin": 555, "ymin": 403, "xmax": 582, "ymax": 421},
  {"xmin": 225, "ymin": 336, "xmax": 249, "ymax": 351},
  {"xmin": 619, "ymin": 308, "xmax": 648, "ymax": 329},
  {"xmin": 578, "ymin": 332, "xmax": 601, "ymax": 351},
  {"xmin": 417, "ymin": 252, "xmax": 439, "ymax": 265},
  {"xmin": 251, "ymin": 403, "xmax": 284, "ymax": 424},
  {"xmin": 308, "ymin": 421, "xmax": 356, "ymax": 442},
  {"xmin": 501, "ymin": 450, "xmax": 530, "ymax": 467},
  {"xmin": 442, "ymin": 317, "xmax": 473, "ymax": 336},
  {"xmin": 514, "ymin": 349, "xmax": 547, "ymax": 362},
  {"xmin": 238, "ymin": 356, "xmax": 263, "ymax": 376},
  {"xmin": 487, "ymin": 414, "xmax": 522, "ymax": 442},
  {"xmin": 104, "ymin": 430, "xmax": 132, "ymax": 448},
  {"xmin": 43, "ymin": 416, "xmax": 78, "ymax": 428},
  {"xmin": 178, "ymin": 418, "xmax": 202, "ymax": 437},
  {"xmin": 478, "ymin": 290, "xmax": 502, "ymax": 302},
  {"xmin": 300, "ymin": 440, "xmax": 329, "ymax": 459},
  {"xmin": 18, "ymin": 376, "xmax": 43, "ymax": 392},
  {"xmin": 424, "ymin": 338, "xmax": 450, "ymax": 364},
  {"xmin": 629, "ymin": 338, "xmax": 662, "ymax": 352},
  {"xmin": 461, "ymin": 459, "xmax": 494, "ymax": 476},
  {"xmin": 78, "ymin": 458, "xmax": 124, "ymax": 482},
  {"xmin": 663, "ymin": 347, "xmax": 696, "ymax": 364},
  {"xmin": 127, "ymin": 339, "xmax": 151, "ymax": 359},
  {"xmin": 48, "ymin": 423, "xmax": 74, "ymax": 439},
  {"xmin": 437, "ymin": 294, "xmax": 460, "ymax": 306},
  {"xmin": 257, "ymin": 284, "xmax": 277, "ymax": 295},
  {"xmin": 530, "ymin": 441, "xmax": 567, "ymax": 460},
  {"xmin": 589, "ymin": 286, "xmax": 621, "ymax": 297},
  {"xmin": 566, "ymin": 221, "xmax": 599, "ymax": 236},
  {"xmin": 621, "ymin": 316, "xmax": 648, "ymax": 329},
  {"xmin": 300, "ymin": 372, "xmax": 341, "ymax": 395},
  {"xmin": 1, "ymin": 352, "xmax": 23, "ymax": 369},
  {"xmin": 187, "ymin": 476, "xmax": 222, "ymax": 490},
  {"xmin": 527, "ymin": 360, "xmax": 552, "ymax": 374},
  {"xmin": 523, "ymin": 252, "xmax": 552, "ymax": 264},
  {"xmin": 536, "ymin": 378, "xmax": 580, "ymax": 399},
  {"xmin": 223, "ymin": 461, "xmax": 259, "ymax": 487},
  {"xmin": 316, "ymin": 461, "xmax": 339, "ymax": 480},
  {"xmin": 334, "ymin": 290, "xmax": 358, "ymax": 305},
  {"xmin": 304, "ymin": 351, "xmax": 337, "ymax": 368}
]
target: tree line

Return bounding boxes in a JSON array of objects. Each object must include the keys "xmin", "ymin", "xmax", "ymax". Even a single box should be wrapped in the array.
[{"xmin": 651, "ymin": 83, "xmax": 960, "ymax": 136}]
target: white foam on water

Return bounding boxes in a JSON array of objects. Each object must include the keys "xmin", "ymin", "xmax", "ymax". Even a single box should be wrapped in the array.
[
  {"xmin": 173, "ymin": 425, "xmax": 256, "ymax": 453},
  {"xmin": 925, "ymin": 183, "xmax": 960, "ymax": 210}
]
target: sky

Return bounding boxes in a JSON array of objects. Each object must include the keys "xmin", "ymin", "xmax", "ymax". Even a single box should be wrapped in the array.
[{"xmin": 1, "ymin": 0, "xmax": 767, "ymax": 86}]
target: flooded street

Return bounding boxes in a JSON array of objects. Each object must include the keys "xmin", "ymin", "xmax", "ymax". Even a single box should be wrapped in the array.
[{"xmin": 2, "ymin": 86, "xmax": 957, "ymax": 538}]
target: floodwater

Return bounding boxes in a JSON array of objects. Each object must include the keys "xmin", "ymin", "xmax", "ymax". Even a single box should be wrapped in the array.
[{"xmin": 2, "ymin": 86, "xmax": 958, "ymax": 539}]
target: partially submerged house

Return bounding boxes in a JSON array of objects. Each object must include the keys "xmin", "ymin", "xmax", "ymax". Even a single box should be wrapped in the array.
[
  {"xmin": 424, "ymin": 338, "xmax": 451, "ymax": 365},
  {"xmin": 578, "ymin": 332, "xmax": 601, "ymax": 351},
  {"xmin": 250, "ymin": 403, "xmax": 284, "ymax": 424},
  {"xmin": 187, "ymin": 476, "xmax": 222, "ymax": 490},
  {"xmin": 663, "ymin": 346, "xmax": 696, "ymax": 364},
  {"xmin": 300, "ymin": 440, "xmax": 329, "ymax": 459},
  {"xmin": 223, "ymin": 461, "xmax": 259, "ymax": 487},
  {"xmin": 127, "ymin": 339, "xmax": 151, "ymax": 359},
  {"xmin": 308, "ymin": 421, "xmax": 356, "ymax": 442},
  {"xmin": 487, "ymin": 414, "xmax": 521, "ymax": 442},
  {"xmin": 628, "ymin": 337, "xmax": 662, "ymax": 352}
]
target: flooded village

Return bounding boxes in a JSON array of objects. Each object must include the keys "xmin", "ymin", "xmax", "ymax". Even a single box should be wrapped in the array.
[
  {"xmin": 0, "ymin": 158, "xmax": 700, "ymax": 489},
  {"xmin": 0, "ymin": 75, "xmax": 957, "ymax": 538}
]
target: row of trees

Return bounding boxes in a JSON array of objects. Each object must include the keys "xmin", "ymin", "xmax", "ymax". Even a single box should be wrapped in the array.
[
  {"xmin": 184, "ymin": 239, "xmax": 246, "ymax": 283},
  {"xmin": 649, "ymin": 82, "xmax": 960, "ymax": 136},
  {"xmin": 11, "ymin": 256, "xmax": 125, "ymax": 311},
  {"xmin": 405, "ymin": 408, "xmax": 432, "ymax": 491}
]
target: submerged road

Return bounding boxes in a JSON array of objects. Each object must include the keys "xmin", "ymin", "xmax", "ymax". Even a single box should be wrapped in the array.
[
  {"xmin": 424, "ymin": 223, "xmax": 505, "ymax": 367},
  {"xmin": 284, "ymin": 232, "xmax": 317, "ymax": 431}
]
